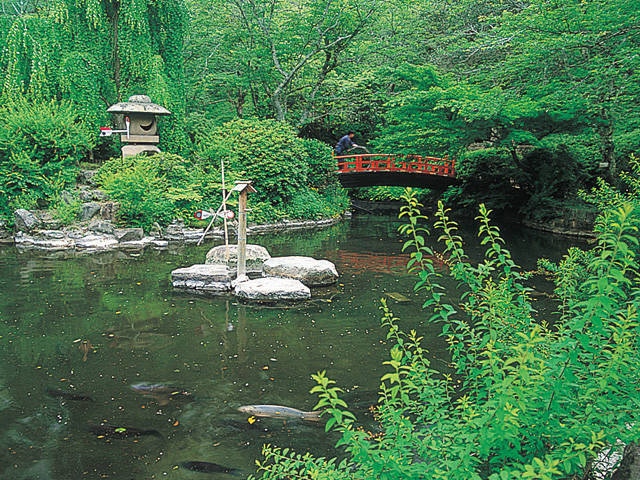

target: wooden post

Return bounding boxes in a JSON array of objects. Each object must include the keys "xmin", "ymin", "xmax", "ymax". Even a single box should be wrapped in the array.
[
  {"xmin": 232, "ymin": 180, "xmax": 255, "ymax": 283},
  {"xmin": 237, "ymin": 185, "xmax": 248, "ymax": 281}
]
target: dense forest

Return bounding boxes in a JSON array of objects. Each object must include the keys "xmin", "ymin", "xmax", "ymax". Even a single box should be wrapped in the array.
[
  {"xmin": 0, "ymin": 1, "xmax": 639, "ymax": 478},
  {"xmin": 0, "ymin": 0, "xmax": 637, "ymax": 228}
]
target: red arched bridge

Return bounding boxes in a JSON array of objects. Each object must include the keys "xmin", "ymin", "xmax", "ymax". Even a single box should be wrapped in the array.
[{"xmin": 335, "ymin": 153, "xmax": 458, "ymax": 189}]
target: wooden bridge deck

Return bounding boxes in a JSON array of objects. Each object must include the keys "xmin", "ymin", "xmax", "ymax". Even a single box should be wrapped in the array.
[{"xmin": 335, "ymin": 153, "xmax": 458, "ymax": 189}]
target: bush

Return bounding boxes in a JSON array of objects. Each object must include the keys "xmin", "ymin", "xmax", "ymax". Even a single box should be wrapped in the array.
[
  {"xmin": 0, "ymin": 98, "xmax": 93, "ymax": 224},
  {"xmin": 195, "ymin": 118, "xmax": 308, "ymax": 205},
  {"xmin": 96, "ymin": 153, "xmax": 219, "ymax": 231},
  {"xmin": 194, "ymin": 118, "xmax": 348, "ymax": 221}
]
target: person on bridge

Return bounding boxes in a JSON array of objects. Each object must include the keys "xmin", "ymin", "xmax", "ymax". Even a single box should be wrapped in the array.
[{"xmin": 334, "ymin": 131, "xmax": 362, "ymax": 156}]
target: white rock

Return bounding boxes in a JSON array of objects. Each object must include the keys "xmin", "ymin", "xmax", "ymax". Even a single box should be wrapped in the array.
[
  {"xmin": 171, "ymin": 264, "xmax": 233, "ymax": 292},
  {"xmin": 234, "ymin": 277, "xmax": 310, "ymax": 301},
  {"xmin": 263, "ymin": 256, "xmax": 338, "ymax": 286},
  {"xmin": 206, "ymin": 244, "xmax": 271, "ymax": 274}
]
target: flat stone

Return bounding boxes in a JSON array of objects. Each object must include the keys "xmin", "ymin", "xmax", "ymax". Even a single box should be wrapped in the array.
[
  {"xmin": 14, "ymin": 231, "xmax": 75, "ymax": 250},
  {"xmin": 234, "ymin": 277, "xmax": 310, "ymax": 301},
  {"xmin": 75, "ymin": 234, "xmax": 119, "ymax": 250},
  {"xmin": 162, "ymin": 220, "xmax": 207, "ymax": 242},
  {"xmin": 88, "ymin": 220, "xmax": 115, "ymax": 235},
  {"xmin": 151, "ymin": 239, "xmax": 169, "ymax": 248},
  {"xmin": 263, "ymin": 256, "xmax": 339, "ymax": 286},
  {"xmin": 171, "ymin": 264, "xmax": 233, "ymax": 292},
  {"xmin": 206, "ymin": 244, "xmax": 271, "ymax": 274}
]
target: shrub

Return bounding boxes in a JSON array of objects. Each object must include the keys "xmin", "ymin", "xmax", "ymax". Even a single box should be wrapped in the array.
[
  {"xmin": 195, "ymin": 119, "xmax": 308, "ymax": 206},
  {"xmin": 96, "ymin": 153, "xmax": 218, "ymax": 231},
  {"xmin": 300, "ymin": 138, "xmax": 335, "ymax": 188},
  {"xmin": 0, "ymin": 98, "xmax": 93, "ymax": 224},
  {"xmin": 194, "ymin": 118, "xmax": 348, "ymax": 222}
]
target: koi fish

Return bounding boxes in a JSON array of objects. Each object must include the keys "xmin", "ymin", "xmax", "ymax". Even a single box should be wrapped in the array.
[
  {"xmin": 237, "ymin": 404, "xmax": 322, "ymax": 421},
  {"xmin": 46, "ymin": 387, "xmax": 94, "ymax": 402},
  {"xmin": 180, "ymin": 461, "xmax": 241, "ymax": 475}
]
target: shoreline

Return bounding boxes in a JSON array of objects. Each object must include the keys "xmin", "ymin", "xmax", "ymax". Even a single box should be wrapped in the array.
[{"xmin": 0, "ymin": 216, "xmax": 346, "ymax": 253}]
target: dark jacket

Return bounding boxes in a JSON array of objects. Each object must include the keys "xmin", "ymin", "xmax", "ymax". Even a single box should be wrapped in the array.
[{"xmin": 335, "ymin": 135, "xmax": 355, "ymax": 154}]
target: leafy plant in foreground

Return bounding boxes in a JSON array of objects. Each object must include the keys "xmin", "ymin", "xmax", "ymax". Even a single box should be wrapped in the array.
[{"xmin": 251, "ymin": 187, "xmax": 639, "ymax": 479}]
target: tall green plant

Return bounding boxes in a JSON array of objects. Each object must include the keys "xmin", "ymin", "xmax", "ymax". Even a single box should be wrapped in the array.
[
  {"xmin": 0, "ymin": 98, "xmax": 92, "ymax": 222},
  {"xmin": 96, "ymin": 153, "xmax": 218, "ymax": 231},
  {"xmin": 250, "ymin": 187, "xmax": 640, "ymax": 479},
  {"xmin": 0, "ymin": 0, "xmax": 189, "ymax": 155}
]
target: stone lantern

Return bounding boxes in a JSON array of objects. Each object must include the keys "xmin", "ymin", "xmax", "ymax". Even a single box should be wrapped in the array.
[{"xmin": 105, "ymin": 94, "xmax": 171, "ymax": 158}]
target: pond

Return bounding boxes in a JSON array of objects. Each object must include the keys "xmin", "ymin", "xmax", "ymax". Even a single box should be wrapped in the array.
[{"xmin": 0, "ymin": 213, "xmax": 585, "ymax": 479}]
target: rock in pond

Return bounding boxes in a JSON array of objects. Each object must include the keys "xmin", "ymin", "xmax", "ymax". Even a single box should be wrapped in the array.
[
  {"xmin": 171, "ymin": 264, "xmax": 233, "ymax": 293},
  {"xmin": 14, "ymin": 230, "xmax": 75, "ymax": 250},
  {"xmin": 206, "ymin": 244, "xmax": 271, "ymax": 275},
  {"xmin": 234, "ymin": 277, "xmax": 310, "ymax": 302},
  {"xmin": 262, "ymin": 256, "xmax": 338, "ymax": 287}
]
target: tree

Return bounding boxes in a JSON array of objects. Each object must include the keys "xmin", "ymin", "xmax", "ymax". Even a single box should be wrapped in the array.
[
  {"xmin": 185, "ymin": 0, "xmax": 379, "ymax": 126},
  {"xmin": 0, "ymin": 0, "xmax": 189, "ymax": 154}
]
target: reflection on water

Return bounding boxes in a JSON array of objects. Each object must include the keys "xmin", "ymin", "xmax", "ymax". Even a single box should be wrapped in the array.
[{"xmin": 0, "ymin": 214, "xmax": 584, "ymax": 479}]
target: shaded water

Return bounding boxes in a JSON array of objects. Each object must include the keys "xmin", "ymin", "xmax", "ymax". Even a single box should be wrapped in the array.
[{"xmin": 0, "ymin": 214, "xmax": 584, "ymax": 479}]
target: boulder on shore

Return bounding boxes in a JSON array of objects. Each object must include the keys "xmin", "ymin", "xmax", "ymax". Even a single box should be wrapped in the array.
[
  {"xmin": 262, "ymin": 256, "xmax": 338, "ymax": 286},
  {"xmin": 14, "ymin": 209, "xmax": 41, "ymax": 232}
]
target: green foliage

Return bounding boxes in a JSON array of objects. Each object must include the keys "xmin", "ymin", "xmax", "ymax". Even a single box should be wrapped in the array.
[
  {"xmin": 96, "ymin": 153, "xmax": 218, "ymax": 231},
  {"xmin": 300, "ymin": 138, "xmax": 335, "ymax": 188},
  {"xmin": 0, "ymin": 98, "xmax": 91, "ymax": 223},
  {"xmin": 450, "ymin": 148, "xmax": 525, "ymax": 212},
  {"xmin": 517, "ymin": 145, "xmax": 589, "ymax": 221},
  {"xmin": 350, "ymin": 186, "xmax": 414, "ymax": 202},
  {"xmin": 183, "ymin": 0, "xmax": 377, "ymax": 126},
  {"xmin": 287, "ymin": 188, "xmax": 348, "ymax": 221},
  {"xmin": 194, "ymin": 118, "xmax": 348, "ymax": 222},
  {"xmin": 251, "ymin": 187, "xmax": 640, "ymax": 479},
  {"xmin": 0, "ymin": 0, "xmax": 189, "ymax": 157},
  {"xmin": 51, "ymin": 192, "xmax": 81, "ymax": 226}
]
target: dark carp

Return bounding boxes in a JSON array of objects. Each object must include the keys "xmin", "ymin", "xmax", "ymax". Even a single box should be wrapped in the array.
[
  {"xmin": 180, "ymin": 461, "xmax": 241, "ymax": 475},
  {"xmin": 237, "ymin": 404, "xmax": 322, "ymax": 421},
  {"xmin": 88, "ymin": 423, "xmax": 163, "ymax": 439},
  {"xmin": 46, "ymin": 387, "xmax": 94, "ymax": 402}
]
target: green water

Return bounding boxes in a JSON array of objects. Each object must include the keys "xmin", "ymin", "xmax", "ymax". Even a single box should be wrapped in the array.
[{"xmin": 0, "ymin": 214, "xmax": 583, "ymax": 479}]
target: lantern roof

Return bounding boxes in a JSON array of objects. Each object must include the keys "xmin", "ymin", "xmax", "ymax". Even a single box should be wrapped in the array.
[{"xmin": 107, "ymin": 95, "xmax": 171, "ymax": 115}]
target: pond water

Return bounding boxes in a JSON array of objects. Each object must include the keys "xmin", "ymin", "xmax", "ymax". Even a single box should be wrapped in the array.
[{"xmin": 0, "ymin": 213, "xmax": 585, "ymax": 479}]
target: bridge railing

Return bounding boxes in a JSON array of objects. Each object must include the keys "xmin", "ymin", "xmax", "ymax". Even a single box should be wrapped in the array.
[{"xmin": 335, "ymin": 153, "xmax": 456, "ymax": 177}]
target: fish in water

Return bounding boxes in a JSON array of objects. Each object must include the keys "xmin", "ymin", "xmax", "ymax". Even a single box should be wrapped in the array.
[
  {"xmin": 180, "ymin": 461, "xmax": 241, "ymax": 475},
  {"xmin": 385, "ymin": 292, "xmax": 411, "ymax": 303},
  {"xmin": 130, "ymin": 382, "xmax": 194, "ymax": 406},
  {"xmin": 237, "ymin": 404, "xmax": 322, "ymax": 421},
  {"xmin": 46, "ymin": 387, "xmax": 94, "ymax": 402},
  {"xmin": 77, "ymin": 339, "xmax": 93, "ymax": 362},
  {"xmin": 88, "ymin": 423, "xmax": 163, "ymax": 439}
]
